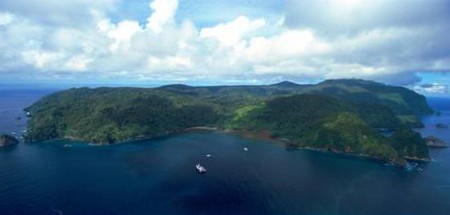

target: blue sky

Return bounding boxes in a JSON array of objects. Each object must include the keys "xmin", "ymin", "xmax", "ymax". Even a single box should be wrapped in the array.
[
  {"xmin": 112, "ymin": 0, "xmax": 284, "ymax": 27},
  {"xmin": 0, "ymin": 0, "xmax": 449, "ymax": 95}
]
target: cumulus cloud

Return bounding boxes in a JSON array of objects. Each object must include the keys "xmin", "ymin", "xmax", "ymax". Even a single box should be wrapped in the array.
[
  {"xmin": 146, "ymin": 0, "xmax": 178, "ymax": 33},
  {"xmin": 200, "ymin": 16, "xmax": 266, "ymax": 48},
  {"xmin": 0, "ymin": 0, "xmax": 449, "ymax": 91}
]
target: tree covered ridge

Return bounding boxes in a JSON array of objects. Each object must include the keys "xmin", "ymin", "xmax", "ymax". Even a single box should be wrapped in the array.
[
  {"xmin": 25, "ymin": 79, "xmax": 431, "ymax": 164},
  {"xmin": 228, "ymin": 94, "xmax": 428, "ymax": 164}
]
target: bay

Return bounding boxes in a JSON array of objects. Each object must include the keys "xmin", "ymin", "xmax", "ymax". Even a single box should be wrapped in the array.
[{"xmin": 0, "ymin": 89, "xmax": 449, "ymax": 215}]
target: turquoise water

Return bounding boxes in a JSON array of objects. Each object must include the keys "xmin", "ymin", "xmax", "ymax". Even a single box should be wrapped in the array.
[{"xmin": 0, "ymin": 90, "xmax": 449, "ymax": 215}]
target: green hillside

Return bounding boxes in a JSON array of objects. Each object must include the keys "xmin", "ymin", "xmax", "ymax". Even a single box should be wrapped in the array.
[{"xmin": 25, "ymin": 79, "xmax": 432, "ymax": 164}]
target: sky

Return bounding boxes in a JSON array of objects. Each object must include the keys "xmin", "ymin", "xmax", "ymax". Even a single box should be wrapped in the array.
[{"xmin": 0, "ymin": 0, "xmax": 449, "ymax": 95}]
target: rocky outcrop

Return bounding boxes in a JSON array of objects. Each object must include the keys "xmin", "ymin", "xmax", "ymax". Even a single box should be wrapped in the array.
[
  {"xmin": 425, "ymin": 136, "xmax": 448, "ymax": 148},
  {"xmin": 0, "ymin": 134, "xmax": 19, "ymax": 148}
]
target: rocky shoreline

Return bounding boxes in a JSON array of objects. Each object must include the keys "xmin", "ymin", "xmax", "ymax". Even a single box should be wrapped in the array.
[
  {"xmin": 425, "ymin": 136, "xmax": 448, "ymax": 148},
  {"xmin": 0, "ymin": 134, "xmax": 19, "ymax": 148}
]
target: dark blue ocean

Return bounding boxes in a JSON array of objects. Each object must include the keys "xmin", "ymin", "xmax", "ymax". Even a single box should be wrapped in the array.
[{"xmin": 1, "ymin": 89, "xmax": 450, "ymax": 215}]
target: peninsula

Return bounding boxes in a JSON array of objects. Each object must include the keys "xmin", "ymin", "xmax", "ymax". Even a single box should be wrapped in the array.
[{"xmin": 25, "ymin": 79, "xmax": 433, "ymax": 165}]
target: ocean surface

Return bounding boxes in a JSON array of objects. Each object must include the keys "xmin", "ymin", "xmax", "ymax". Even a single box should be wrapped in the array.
[{"xmin": 0, "ymin": 89, "xmax": 449, "ymax": 215}]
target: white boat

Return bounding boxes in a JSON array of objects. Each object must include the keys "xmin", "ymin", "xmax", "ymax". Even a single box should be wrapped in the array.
[
  {"xmin": 206, "ymin": 154, "xmax": 211, "ymax": 157},
  {"xmin": 244, "ymin": 147, "xmax": 248, "ymax": 152},
  {"xmin": 63, "ymin": 144, "xmax": 72, "ymax": 148},
  {"xmin": 196, "ymin": 163, "xmax": 207, "ymax": 173}
]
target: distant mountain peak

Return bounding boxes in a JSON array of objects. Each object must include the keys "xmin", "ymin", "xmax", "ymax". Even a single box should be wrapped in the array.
[
  {"xmin": 271, "ymin": 81, "xmax": 299, "ymax": 87},
  {"xmin": 319, "ymin": 79, "xmax": 384, "ymax": 86},
  {"xmin": 158, "ymin": 84, "xmax": 193, "ymax": 90}
]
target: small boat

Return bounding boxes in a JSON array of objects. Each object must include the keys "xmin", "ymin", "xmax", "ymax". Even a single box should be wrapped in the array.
[
  {"xmin": 244, "ymin": 147, "xmax": 248, "ymax": 152},
  {"xmin": 206, "ymin": 154, "xmax": 211, "ymax": 157},
  {"xmin": 195, "ymin": 163, "xmax": 207, "ymax": 173},
  {"xmin": 63, "ymin": 144, "xmax": 72, "ymax": 148}
]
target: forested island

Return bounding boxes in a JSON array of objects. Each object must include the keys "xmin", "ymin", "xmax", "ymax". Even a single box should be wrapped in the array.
[{"xmin": 25, "ymin": 79, "xmax": 433, "ymax": 165}]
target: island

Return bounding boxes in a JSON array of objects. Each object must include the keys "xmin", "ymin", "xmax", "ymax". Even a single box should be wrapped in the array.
[
  {"xmin": 0, "ymin": 134, "xmax": 19, "ymax": 148},
  {"xmin": 425, "ymin": 136, "xmax": 448, "ymax": 148},
  {"xmin": 24, "ymin": 79, "xmax": 433, "ymax": 166}
]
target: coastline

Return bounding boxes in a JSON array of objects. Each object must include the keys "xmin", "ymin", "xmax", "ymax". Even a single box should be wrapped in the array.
[
  {"xmin": 189, "ymin": 127, "xmax": 425, "ymax": 167},
  {"xmin": 31, "ymin": 126, "xmax": 429, "ymax": 168},
  {"xmin": 223, "ymin": 129, "xmax": 414, "ymax": 167}
]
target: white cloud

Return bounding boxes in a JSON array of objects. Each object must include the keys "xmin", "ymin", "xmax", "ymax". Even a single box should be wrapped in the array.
[
  {"xmin": 0, "ymin": 0, "xmax": 449, "ymax": 90},
  {"xmin": 200, "ymin": 16, "xmax": 266, "ymax": 47},
  {"xmin": 146, "ymin": 0, "xmax": 178, "ymax": 33},
  {"xmin": 64, "ymin": 55, "xmax": 92, "ymax": 71},
  {"xmin": 0, "ymin": 12, "xmax": 13, "ymax": 25},
  {"xmin": 414, "ymin": 83, "xmax": 448, "ymax": 94},
  {"xmin": 245, "ymin": 30, "xmax": 330, "ymax": 63},
  {"xmin": 21, "ymin": 50, "xmax": 63, "ymax": 69},
  {"xmin": 105, "ymin": 20, "xmax": 142, "ymax": 52}
]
